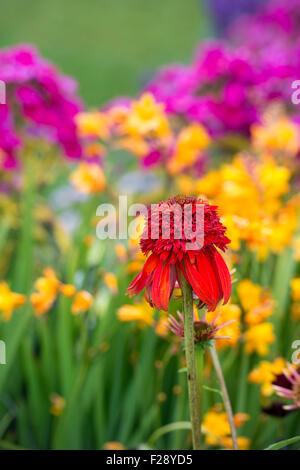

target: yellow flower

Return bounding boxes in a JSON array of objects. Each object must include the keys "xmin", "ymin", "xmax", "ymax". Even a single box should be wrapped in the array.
[
  {"xmin": 168, "ymin": 123, "xmax": 210, "ymax": 174},
  {"xmin": 75, "ymin": 111, "xmax": 110, "ymax": 139},
  {"xmin": 103, "ymin": 442, "xmax": 125, "ymax": 450},
  {"xmin": 103, "ymin": 272, "xmax": 118, "ymax": 294},
  {"xmin": 248, "ymin": 357, "xmax": 285, "ymax": 396},
  {"xmin": 238, "ymin": 279, "xmax": 263, "ymax": 312},
  {"xmin": 203, "ymin": 406, "xmax": 249, "ymax": 449},
  {"xmin": 60, "ymin": 284, "xmax": 76, "ymax": 298},
  {"xmin": 71, "ymin": 290, "xmax": 93, "ymax": 315},
  {"xmin": 245, "ymin": 322, "xmax": 275, "ymax": 356},
  {"xmin": 237, "ymin": 279, "xmax": 274, "ymax": 325},
  {"xmin": 291, "ymin": 302, "xmax": 300, "ymax": 321},
  {"xmin": 70, "ymin": 162, "xmax": 106, "ymax": 195},
  {"xmin": 155, "ymin": 317, "xmax": 169, "ymax": 338},
  {"xmin": 50, "ymin": 393, "xmax": 66, "ymax": 417},
  {"xmin": 291, "ymin": 278, "xmax": 300, "ymax": 301},
  {"xmin": 117, "ymin": 301, "xmax": 153, "ymax": 326},
  {"xmin": 206, "ymin": 304, "xmax": 241, "ymax": 349},
  {"xmin": 115, "ymin": 243, "xmax": 127, "ymax": 262},
  {"xmin": 222, "ymin": 436, "xmax": 250, "ymax": 450},
  {"xmin": 251, "ymin": 114, "xmax": 300, "ymax": 155},
  {"xmin": 30, "ymin": 268, "xmax": 61, "ymax": 316},
  {"xmin": 116, "ymin": 135, "xmax": 149, "ymax": 157},
  {"xmin": 195, "ymin": 154, "xmax": 296, "ymax": 259},
  {"xmin": 0, "ymin": 282, "xmax": 26, "ymax": 321},
  {"xmin": 124, "ymin": 93, "xmax": 171, "ymax": 140}
]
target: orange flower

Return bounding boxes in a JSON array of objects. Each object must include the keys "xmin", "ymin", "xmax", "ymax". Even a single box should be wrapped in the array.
[
  {"xmin": 103, "ymin": 272, "xmax": 118, "ymax": 294},
  {"xmin": 60, "ymin": 284, "xmax": 76, "ymax": 298},
  {"xmin": 71, "ymin": 290, "xmax": 93, "ymax": 315},
  {"xmin": 0, "ymin": 282, "xmax": 26, "ymax": 321},
  {"xmin": 30, "ymin": 268, "xmax": 61, "ymax": 316},
  {"xmin": 50, "ymin": 393, "xmax": 66, "ymax": 417},
  {"xmin": 70, "ymin": 162, "xmax": 106, "ymax": 195}
]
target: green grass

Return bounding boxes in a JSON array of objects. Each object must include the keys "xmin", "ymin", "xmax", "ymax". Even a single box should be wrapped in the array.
[{"xmin": 0, "ymin": 0, "xmax": 210, "ymax": 106}]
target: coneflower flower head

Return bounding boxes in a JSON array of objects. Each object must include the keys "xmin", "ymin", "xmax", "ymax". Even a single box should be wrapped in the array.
[
  {"xmin": 127, "ymin": 196, "xmax": 231, "ymax": 312},
  {"xmin": 273, "ymin": 364, "xmax": 300, "ymax": 410},
  {"xmin": 168, "ymin": 311, "xmax": 234, "ymax": 349}
]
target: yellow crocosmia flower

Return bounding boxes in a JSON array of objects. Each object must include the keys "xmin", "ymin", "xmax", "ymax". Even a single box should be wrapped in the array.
[
  {"xmin": 290, "ymin": 278, "xmax": 300, "ymax": 301},
  {"xmin": 117, "ymin": 302, "xmax": 153, "ymax": 326},
  {"xmin": 75, "ymin": 111, "xmax": 110, "ymax": 139},
  {"xmin": 124, "ymin": 93, "xmax": 171, "ymax": 140},
  {"xmin": 195, "ymin": 153, "xmax": 297, "ymax": 258},
  {"xmin": 0, "ymin": 282, "xmax": 26, "ymax": 321},
  {"xmin": 83, "ymin": 235, "xmax": 94, "ymax": 247},
  {"xmin": 195, "ymin": 170, "xmax": 223, "ymax": 198},
  {"xmin": 248, "ymin": 357, "xmax": 285, "ymax": 397},
  {"xmin": 238, "ymin": 279, "xmax": 274, "ymax": 325},
  {"xmin": 258, "ymin": 157, "xmax": 290, "ymax": 199},
  {"xmin": 103, "ymin": 272, "xmax": 118, "ymax": 294},
  {"xmin": 70, "ymin": 162, "xmax": 106, "ymax": 195},
  {"xmin": 244, "ymin": 300, "xmax": 274, "ymax": 325},
  {"xmin": 168, "ymin": 124, "xmax": 210, "ymax": 174},
  {"xmin": 233, "ymin": 413, "xmax": 250, "ymax": 427},
  {"xmin": 115, "ymin": 135, "xmax": 150, "ymax": 157},
  {"xmin": 127, "ymin": 261, "xmax": 144, "ymax": 274},
  {"xmin": 71, "ymin": 291, "xmax": 93, "ymax": 315},
  {"xmin": 222, "ymin": 436, "xmax": 250, "ymax": 450},
  {"xmin": 115, "ymin": 243, "xmax": 127, "ymax": 262},
  {"xmin": 60, "ymin": 284, "xmax": 76, "ymax": 298},
  {"xmin": 291, "ymin": 302, "xmax": 300, "ymax": 321},
  {"xmin": 84, "ymin": 142, "xmax": 106, "ymax": 161},
  {"xmin": 103, "ymin": 442, "xmax": 125, "ymax": 450},
  {"xmin": 203, "ymin": 407, "xmax": 249, "ymax": 449},
  {"xmin": 206, "ymin": 304, "xmax": 241, "ymax": 350},
  {"xmin": 155, "ymin": 317, "xmax": 169, "ymax": 338},
  {"xmin": 237, "ymin": 279, "xmax": 263, "ymax": 312},
  {"xmin": 177, "ymin": 175, "xmax": 196, "ymax": 196},
  {"xmin": 245, "ymin": 322, "xmax": 275, "ymax": 356},
  {"xmin": 251, "ymin": 115, "xmax": 300, "ymax": 155},
  {"xmin": 49, "ymin": 393, "xmax": 66, "ymax": 417},
  {"xmin": 30, "ymin": 268, "xmax": 61, "ymax": 316}
]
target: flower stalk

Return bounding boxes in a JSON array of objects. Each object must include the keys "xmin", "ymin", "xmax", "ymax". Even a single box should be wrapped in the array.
[
  {"xmin": 180, "ymin": 273, "xmax": 202, "ymax": 450},
  {"xmin": 210, "ymin": 344, "xmax": 239, "ymax": 450}
]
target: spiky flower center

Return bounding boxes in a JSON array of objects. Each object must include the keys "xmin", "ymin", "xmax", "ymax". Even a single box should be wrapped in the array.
[{"xmin": 194, "ymin": 321, "xmax": 217, "ymax": 342}]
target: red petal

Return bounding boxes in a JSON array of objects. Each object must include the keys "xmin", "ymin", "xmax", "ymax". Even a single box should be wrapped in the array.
[
  {"xmin": 195, "ymin": 249, "xmax": 222, "ymax": 311},
  {"xmin": 151, "ymin": 260, "xmax": 165, "ymax": 309},
  {"xmin": 211, "ymin": 248, "xmax": 231, "ymax": 305},
  {"xmin": 127, "ymin": 254, "xmax": 159, "ymax": 297},
  {"xmin": 180, "ymin": 254, "xmax": 212, "ymax": 307}
]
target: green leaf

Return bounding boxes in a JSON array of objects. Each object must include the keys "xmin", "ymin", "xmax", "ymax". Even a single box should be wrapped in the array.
[
  {"xmin": 203, "ymin": 385, "xmax": 223, "ymax": 398},
  {"xmin": 265, "ymin": 436, "xmax": 300, "ymax": 450}
]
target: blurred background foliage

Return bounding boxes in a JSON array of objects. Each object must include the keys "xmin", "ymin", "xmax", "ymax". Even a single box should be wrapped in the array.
[{"xmin": 0, "ymin": 0, "xmax": 210, "ymax": 105}]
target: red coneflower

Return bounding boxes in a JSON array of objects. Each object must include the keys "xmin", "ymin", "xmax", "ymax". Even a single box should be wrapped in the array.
[{"xmin": 127, "ymin": 195, "xmax": 231, "ymax": 311}]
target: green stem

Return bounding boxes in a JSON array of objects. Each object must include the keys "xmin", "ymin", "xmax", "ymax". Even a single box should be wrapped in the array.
[
  {"xmin": 180, "ymin": 273, "xmax": 201, "ymax": 450},
  {"xmin": 195, "ymin": 346, "xmax": 204, "ymax": 430},
  {"xmin": 210, "ymin": 344, "xmax": 239, "ymax": 450}
]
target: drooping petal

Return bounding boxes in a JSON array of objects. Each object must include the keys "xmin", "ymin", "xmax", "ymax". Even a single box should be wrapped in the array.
[
  {"xmin": 195, "ymin": 248, "xmax": 222, "ymax": 310},
  {"xmin": 180, "ymin": 254, "xmax": 212, "ymax": 308},
  {"xmin": 210, "ymin": 247, "xmax": 231, "ymax": 305},
  {"xmin": 127, "ymin": 254, "xmax": 159, "ymax": 297}
]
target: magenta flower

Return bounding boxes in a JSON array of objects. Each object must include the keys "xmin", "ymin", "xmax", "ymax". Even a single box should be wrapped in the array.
[{"xmin": 0, "ymin": 45, "xmax": 82, "ymax": 169}]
